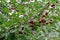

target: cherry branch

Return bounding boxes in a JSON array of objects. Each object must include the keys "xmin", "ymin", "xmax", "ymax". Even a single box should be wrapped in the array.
[{"xmin": 6, "ymin": 2, "xmax": 50, "ymax": 31}]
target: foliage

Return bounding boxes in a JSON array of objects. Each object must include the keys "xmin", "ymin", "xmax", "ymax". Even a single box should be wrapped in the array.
[{"xmin": 0, "ymin": 0, "xmax": 60, "ymax": 40}]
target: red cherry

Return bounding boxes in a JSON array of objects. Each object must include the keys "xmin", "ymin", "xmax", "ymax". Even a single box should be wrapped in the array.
[
  {"xmin": 31, "ymin": 0, "xmax": 33, "ymax": 1},
  {"xmin": 0, "ymin": 10, "xmax": 1, "ymax": 11},
  {"xmin": 29, "ymin": 20, "xmax": 34, "ymax": 24},
  {"xmin": 49, "ymin": 21, "xmax": 52, "ymax": 24},
  {"xmin": 45, "ymin": 12, "xmax": 48, "ymax": 15},
  {"xmin": 42, "ymin": 12, "xmax": 48, "ymax": 17},
  {"xmin": 10, "ymin": 8, "xmax": 15, "ymax": 10},
  {"xmin": 21, "ymin": 27, "xmax": 24, "ymax": 30},
  {"xmin": 31, "ymin": 27, "xmax": 35, "ymax": 30},
  {"xmin": 46, "ymin": 22, "xmax": 48, "ymax": 24},
  {"xmin": 39, "ymin": 20, "xmax": 41, "ymax": 23},
  {"xmin": 19, "ymin": 31, "xmax": 23, "ymax": 34},
  {"xmin": 0, "ymin": 10, "xmax": 2, "ymax": 12},
  {"xmin": 42, "ymin": 15, "xmax": 46, "ymax": 17},
  {"xmin": 50, "ymin": 19, "xmax": 52, "ymax": 21},
  {"xmin": 39, "ymin": 17, "xmax": 46, "ymax": 23},
  {"xmin": 42, "ymin": 13, "xmax": 46, "ymax": 17},
  {"xmin": 51, "ymin": 4, "xmax": 55, "ymax": 8}
]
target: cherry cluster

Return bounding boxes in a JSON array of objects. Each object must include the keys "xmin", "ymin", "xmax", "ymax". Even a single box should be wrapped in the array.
[{"xmin": 19, "ymin": 4, "xmax": 56, "ymax": 34}]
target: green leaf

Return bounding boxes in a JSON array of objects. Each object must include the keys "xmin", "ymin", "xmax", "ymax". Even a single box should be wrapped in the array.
[
  {"xmin": 15, "ymin": 4, "xmax": 25, "ymax": 14},
  {"xmin": 51, "ymin": 0, "xmax": 57, "ymax": 3},
  {"xmin": 3, "ymin": 7, "xmax": 10, "ymax": 14},
  {"xmin": 10, "ymin": 0, "xmax": 17, "ymax": 4}
]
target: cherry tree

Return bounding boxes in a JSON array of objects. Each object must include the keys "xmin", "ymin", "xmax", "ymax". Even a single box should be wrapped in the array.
[{"xmin": 0, "ymin": 0, "xmax": 60, "ymax": 40}]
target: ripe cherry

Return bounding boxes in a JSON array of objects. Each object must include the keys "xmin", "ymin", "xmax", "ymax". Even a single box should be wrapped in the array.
[
  {"xmin": 49, "ymin": 21, "xmax": 52, "ymax": 24},
  {"xmin": 39, "ymin": 20, "xmax": 41, "ymax": 23},
  {"xmin": 30, "ymin": 0, "xmax": 34, "ymax": 2},
  {"xmin": 50, "ymin": 19, "xmax": 53, "ymax": 21},
  {"xmin": 10, "ymin": 7, "xmax": 15, "ymax": 10},
  {"xmin": 42, "ymin": 13, "xmax": 46, "ymax": 17},
  {"xmin": 45, "ymin": 22, "xmax": 48, "ymax": 24},
  {"xmin": 42, "ymin": 14, "xmax": 46, "ymax": 17},
  {"xmin": 29, "ymin": 19, "xmax": 34, "ymax": 25},
  {"xmin": 21, "ymin": 27, "xmax": 24, "ymax": 30},
  {"xmin": 39, "ymin": 17, "xmax": 46, "ymax": 23},
  {"xmin": 45, "ymin": 12, "xmax": 48, "ymax": 15},
  {"xmin": 31, "ymin": 0, "xmax": 33, "ymax": 1},
  {"xmin": 19, "ymin": 31, "xmax": 23, "ymax": 34},
  {"xmin": 51, "ymin": 4, "xmax": 55, "ymax": 8},
  {"xmin": 0, "ymin": 10, "xmax": 2, "ymax": 13},
  {"xmin": 31, "ymin": 27, "xmax": 35, "ymax": 30},
  {"xmin": 42, "ymin": 12, "xmax": 48, "ymax": 17},
  {"xmin": 49, "ymin": 19, "xmax": 53, "ymax": 24},
  {"xmin": 0, "ymin": 10, "xmax": 1, "ymax": 11}
]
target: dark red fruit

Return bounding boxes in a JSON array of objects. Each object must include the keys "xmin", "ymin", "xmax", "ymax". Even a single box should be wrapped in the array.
[
  {"xmin": 10, "ymin": 8, "xmax": 15, "ymax": 10},
  {"xmin": 29, "ymin": 19, "xmax": 34, "ymax": 27},
  {"xmin": 50, "ymin": 19, "xmax": 52, "ymax": 21},
  {"xmin": 0, "ymin": 10, "xmax": 2, "ymax": 12},
  {"xmin": 51, "ymin": 4, "xmax": 55, "ymax": 8},
  {"xmin": 29, "ymin": 20, "xmax": 34, "ymax": 24},
  {"xmin": 39, "ymin": 20, "xmax": 41, "ymax": 23},
  {"xmin": 21, "ymin": 27, "xmax": 24, "ymax": 30},
  {"xmin": 42, "ymin": 14, "xmax": 46, "ymax": 17},
  {"xmin": 49, "ymin": 21, "xmax": 52, "ymax": 24},
  {"xmin": 42, "ymin": 12, "xmax": 48, "ymax": 17},
  {"xmin": 19, "ymin": 31, "xmax": 23, "ymax": 34},
  {"xmin": 49, "ymin": 19, "xmax": 53, "ymax": 24},
  {"xmin": 39, "ymin": 17, "xmax": 46, "ymax": 23},
  {"xmin": 0, "ymin": 10, "xmax": 1, "ymax": 11},
  {"xmin": 30, "ymin": 0, "xmax": 34, "ymax": 1},
  {"xmin": 38, "ymin": 25, "xmax": 41, "ymax": 27},
  {"xmin": 46, "ymin": 22, "xmax": 48, "ymax": 24},
  {"xmin": 45, "ymin": 12, "xmax": 48, "ymax": 15},
  {"xmin": 31, "ymin": 27, "xmax": 35, "ymax": 30},
  {"xmin": 42, "ymin": 13, "xmax": 46, "ymax": 17}
]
